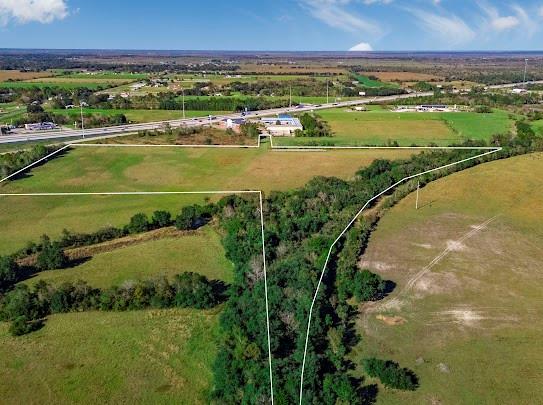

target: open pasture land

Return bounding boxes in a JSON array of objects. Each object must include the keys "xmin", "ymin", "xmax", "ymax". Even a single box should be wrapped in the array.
[
  {"xmin": 0, "ymin": 146, "xmax": 418, "ymax": 250},
  {"xmin": 353, "ymin": 153, "xmax": 543, "ymax": 404},
  {"xmin": 0, "ymin": 308, "xmax": 219, "ymax": 404},
  {"xmin": 275, "ymin": 108, "xmax": 513, "ymax": 146},
  {"xmin": 0, "ymin": 145, "xmax": 419, "ymax": 194},
  {"xmin": 23, "ymin": 226, "xmax": 233, "ymax": 288}
]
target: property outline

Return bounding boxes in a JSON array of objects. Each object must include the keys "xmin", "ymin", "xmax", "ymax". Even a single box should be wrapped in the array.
[{"xmin": 0, "ymin": 138, "xmax": 503, "ymax": 405}]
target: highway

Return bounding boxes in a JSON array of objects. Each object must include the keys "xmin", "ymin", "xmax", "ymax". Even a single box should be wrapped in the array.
[{"xmin": 1, "ymin": 80, "xmax": 541, "ymax": 145}]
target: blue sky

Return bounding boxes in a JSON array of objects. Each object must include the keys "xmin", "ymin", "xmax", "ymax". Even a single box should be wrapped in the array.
[{"xmin": 1, "ymin": 0, "xmax": 543, "ymax": 51}]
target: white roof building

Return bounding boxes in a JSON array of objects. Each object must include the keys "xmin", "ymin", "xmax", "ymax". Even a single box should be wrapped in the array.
[{"xmin": 261, "ymin": 115, "xmax": 303, "ymax": 136}]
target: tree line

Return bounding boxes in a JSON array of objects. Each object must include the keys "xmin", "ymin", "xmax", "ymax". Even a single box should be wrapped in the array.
[
  {"xmin": 0, "ymin": 272, "xmax": 225, "ymax": 336},
  {"xmin": 0, "ymin": 144, "xmax": 62, "ymax": 179}
]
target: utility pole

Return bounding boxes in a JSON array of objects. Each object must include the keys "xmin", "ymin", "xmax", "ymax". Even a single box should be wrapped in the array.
[
  {"xmin": 326, "ymin": 79, "xmax": 329, "ymax": 104},
  {"xmin": 523, "ymin": 58, "xmax": 528, "ymax": 88},
  {"xmin": 182, "ymin": 87, "xmax": 186, "ymax": 120},
  {"xmin": 416, "ymin": 180, "xmax": 420, "ymax": 210},
  {"xmin": 289, "ymin": 84, "xmax": 292, "ymax": 108},
  {"xmin": 80, "ymin": 103, "xmax": 85, "ymax": 138}
]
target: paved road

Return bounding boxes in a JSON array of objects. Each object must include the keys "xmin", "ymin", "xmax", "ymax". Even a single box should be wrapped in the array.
[{"xmin": 1, "ymin": 80, "xmax": 541, "ymax": 145}]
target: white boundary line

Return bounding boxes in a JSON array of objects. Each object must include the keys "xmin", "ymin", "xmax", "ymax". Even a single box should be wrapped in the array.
[
  {"xmin": 0, "ymin": 144, "xmax": 71, "ymax": 184},
  {"xmin": 0, "ymin": 189, "xmax": 274, "ymax": 404},
  {"xmin": 297, "ymin": 147, "xmax": 502, "ymax": 405},
  {"xmin": 0, "ymin": 137, "xmax": 504, "ymax": 405},
  {"xmin": 260, "ymin": 191, "xmax": 274, "ymax": 405}
]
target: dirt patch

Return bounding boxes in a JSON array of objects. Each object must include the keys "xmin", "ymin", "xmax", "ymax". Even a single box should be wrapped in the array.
[
  {"xmin": 364, "ymin": 71, "xmax": 443, "ymax": 82},
  {"xmin": 376, "ymin": 314, "xmax": 406, "ymax": 326},
  {"xmin": 359, "ymin": 260, "xmax": 394, "ymax": 272}
]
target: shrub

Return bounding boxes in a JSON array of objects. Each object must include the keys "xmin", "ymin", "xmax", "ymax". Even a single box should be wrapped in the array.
[
  {"xmin": 36, "ymin": 235, "xmax": 68, "ymax": 271},
  {"xmin": 0, "ymin": 256, "xmax": 19, "ymax": 292},
  {"xmin": 353, "ymin": 270, "xmax": 386, "ymax": 302},
  {"xmin": 9, "ymin": 316, "xmax": 43, "ymax": 336},
  {"xmin": 152, "ymin": 210, "xmax": 172, "ymax": 228},
  {"xmin": 363, "ymin": 358, "xmax": 418, "ymax": 390},
  {"xmin": 127, "ymin": 213, "xmax": 149, "ymax": 234}
]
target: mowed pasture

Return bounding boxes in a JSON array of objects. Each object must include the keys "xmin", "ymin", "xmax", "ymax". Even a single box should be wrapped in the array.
[
  {"xmin": 0, "ymin": 308, "xmax": 220, "ymax": 404},
  {"xmin": 0, "ymin": 146, "xmax": 418, "ymax": 252},
  {"xmin": 275, "ymin": 108, "xmax": 513, "ymax": 146},
  {"xmin": 352, "ymin": 153, "xmax": 543, "ymax": 404}
]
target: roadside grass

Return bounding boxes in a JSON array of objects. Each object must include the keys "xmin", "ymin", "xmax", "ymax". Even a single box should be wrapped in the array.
[
  {"xmin": 273, "ymin": 108, "xmax": 513, "ymax": 147},
  {"xmin": 48, "ymin": 108, "xmax": 229, "ymax": 123},
  {"xmin": 0, "ymin": 308, "xmax": 220, "ymax": 404},
  {"xmin": 352, "ymin": 152, "xmax": 543, "ymax": 404},
  {"xmin": 24, "ymin": 226, "xmax": 233, "ymax": 288},
  {"xmin": 0, "ymin": 147, "xmax": 419, "ymax": 252}
]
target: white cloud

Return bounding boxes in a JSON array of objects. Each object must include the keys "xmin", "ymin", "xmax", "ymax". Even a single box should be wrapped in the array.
[
  {"xmin": 0, "ymin": 0, "xmax": 68, "ymax": 25},
  {"xmin": 362, "ymin": 0, "xmax": 393, "ymax": 5},
  {"xmin": 511, "ymin": 4, "xmax": 537, "ymax": 36},
  {"xmin": 478, "ymin": 1, "xmax": 519, "ymax": 31},
  {"xmin": 349, "ymin": 41, "xmax": 373, "ymax": 51},
  {"xmin": 406, "ymin": 8, "xmax": 476, "ymax": 46},
  {"xmin": 299, "ymin": 0, "xmax": 381, "ymax": 36},
  {"xmin": 539, "ymin": 5, "xmax": 543, "ymax": 17}
]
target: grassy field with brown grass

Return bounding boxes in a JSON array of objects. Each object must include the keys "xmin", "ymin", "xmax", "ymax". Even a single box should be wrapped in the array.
[
  {"xmin": 352, "ymin": 152, "xmax": 543, "ymax": 404},
  {"xmin": 0, "ymin": 70, "xmax": 54, "ymax": 81},
  {"xmin": 364, "ymin": 71, "xmax": 443, "ymax": 82}
]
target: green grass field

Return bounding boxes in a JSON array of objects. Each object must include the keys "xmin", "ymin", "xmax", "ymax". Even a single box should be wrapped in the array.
[
  {"xmin": 0, "ymin": 308, "xmax": 220, "ymax": 404},
  {"xmin": 352, "ymin": 73, "xmax": 393, "ymax": 88},
  {"xmin": 274, "ymin": 108, "xmax": 513, "ymax": 146},
  {"xmin": 352, "ymin": 153, "xmax": 543, "ymax": 404},
  {"xmin": 0, "ymin": 81, "xmax": 113, "ymax": 90},
  {"xmin": 24, "ymin": 226, "xmax": 233, "ymax": 288}
]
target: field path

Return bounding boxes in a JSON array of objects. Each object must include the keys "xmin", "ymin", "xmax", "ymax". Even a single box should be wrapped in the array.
[{"xmin": 362, "ymin": 215, "xmax": 499, "ymax": 331}]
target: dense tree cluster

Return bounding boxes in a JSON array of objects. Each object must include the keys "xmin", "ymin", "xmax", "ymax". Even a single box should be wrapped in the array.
[{"xmin": 296, "ymin": 113, "xmax": 332, "ymax": 137}]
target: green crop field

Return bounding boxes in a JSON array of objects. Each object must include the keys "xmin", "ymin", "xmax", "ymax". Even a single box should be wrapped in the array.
[
  {"xmin": 274, "ymin": 108, "xmax": 513, "ymax": 146},
  {"xmin": 0, "ymin": 146, "xmax": 418, "ymax": 252},
  {"xmin": 351, "ymin": 153, "xmax": 543, "ymax": 404},
  {"xmin": 352, "ymin": 73, "xmax": 398, "ymax": 88},
  {"xmin": 24, "ymin": 226, "xmax": 233, "ymax": 288},
  {"xmin": 0, "ymin": 308, "xmax": 220, "ymax": 404}
]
